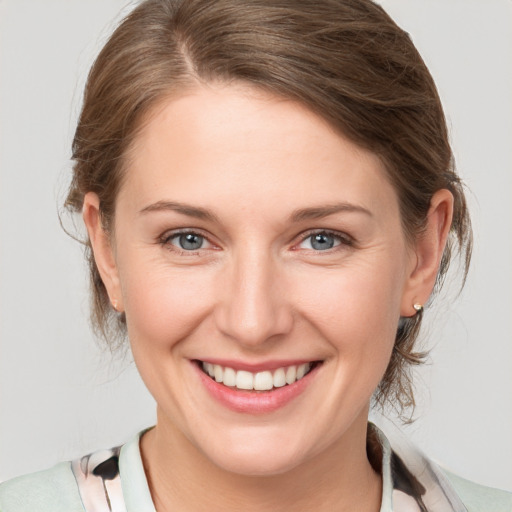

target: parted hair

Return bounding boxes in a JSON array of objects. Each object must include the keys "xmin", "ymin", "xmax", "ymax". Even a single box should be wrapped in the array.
[{"xmin": 66, "ymin": 0, "xmax": 472, "ymax": 415}]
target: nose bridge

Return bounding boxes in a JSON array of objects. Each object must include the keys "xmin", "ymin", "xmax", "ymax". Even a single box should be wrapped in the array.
[{"xmin": 216, "ymin": 244, "xmax": 292, "ymax": 346}]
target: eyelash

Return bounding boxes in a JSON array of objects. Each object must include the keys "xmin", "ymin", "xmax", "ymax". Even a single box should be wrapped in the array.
[
  {"xmin": 294, "ymin": 229, "xmax": 354, "ymax": 252},
  {"xmin": 159, "ymin": 229, "xmax": 214, "ymax": 255},
  {"xmin": 158, "ymin": 229, "xmax": 354, "ymax": 255}
]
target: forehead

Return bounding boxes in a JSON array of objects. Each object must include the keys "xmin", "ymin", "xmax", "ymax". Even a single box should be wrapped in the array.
[{"xmin": 119, "ymin": 84, "xmax": 398, "ymax": 220}]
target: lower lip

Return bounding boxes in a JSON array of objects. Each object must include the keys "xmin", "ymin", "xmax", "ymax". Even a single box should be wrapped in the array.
[{"xmin": 194, "ymin": 362, "xmax": 320, "ymax": 414}]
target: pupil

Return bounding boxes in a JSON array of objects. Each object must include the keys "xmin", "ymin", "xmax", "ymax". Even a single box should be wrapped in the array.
[
  {"xmin": 311, "ymin": 233, "xmax": 334, "ymax": 250},
  {"xmin": 180, "ymin": 233, "xmax": 203, "ymax": 250}
]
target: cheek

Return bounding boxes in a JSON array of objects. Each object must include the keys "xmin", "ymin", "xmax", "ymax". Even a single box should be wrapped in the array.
[
  {"xmin": 118, "ymin": 257, "xmax": 215, "ymax": 349},
  {"xmin": 290, "ymin": 258, "xmax": 405, "ymax": 354}
]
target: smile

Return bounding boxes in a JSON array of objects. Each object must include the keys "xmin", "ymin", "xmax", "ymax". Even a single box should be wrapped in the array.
[
  {"xmin": 194, "ymin": 359, "xmax": 322, "ymax": 413},
  {"xmin": 201, "ymin": 361, "xmax": 314, "ymax": 391}
]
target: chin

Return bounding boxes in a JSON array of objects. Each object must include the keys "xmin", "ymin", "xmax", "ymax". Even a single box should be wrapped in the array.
[
  {"xmin": 200, "ymin": 429, "xmax": 309, "ymax": 477},
  {"xmin": 210, "ymin": 448, "xmax": 304, "ymax": 477}
]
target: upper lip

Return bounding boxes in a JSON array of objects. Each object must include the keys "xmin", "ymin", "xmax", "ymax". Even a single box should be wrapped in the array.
[{"xmin": 194, "ymin": 358, "xmax": 321, "ymax": 372}]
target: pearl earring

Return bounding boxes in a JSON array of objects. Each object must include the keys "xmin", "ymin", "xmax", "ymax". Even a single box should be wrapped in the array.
[{"xmin": 413, "ymin": 303, "xmax": 423, "ymax": 313}]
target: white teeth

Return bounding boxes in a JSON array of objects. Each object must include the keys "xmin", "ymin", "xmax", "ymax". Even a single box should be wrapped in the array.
[
  {"xmin": 236, "ymin": 370, "xmax": 254, "ymax": 390},
  {"xmin": 285, "ymin": 365, "xmax": 297, "ymax": 385},
  {"xmin": 296, "ymin": 363, "xmax": 309, "ymax": 380},
  {"xmin": 254, "ymin": 371, "xmax": 273, "ymax": 391},
  {"xmin": 201, "ymin": 361, "xmax": 314, "ymax": 391},
  {"xmin": 273, "ymin": 368, "xmax": 286, "ymax": 388},
  {"xmin": 223, "ymin": 367, "xmax": 236, "ymax": 387}
]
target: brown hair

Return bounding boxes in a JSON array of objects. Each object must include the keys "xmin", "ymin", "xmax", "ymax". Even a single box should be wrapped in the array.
[{"xmin": 66, "ymin": 0, "xmax": 472, "ymax": 415}]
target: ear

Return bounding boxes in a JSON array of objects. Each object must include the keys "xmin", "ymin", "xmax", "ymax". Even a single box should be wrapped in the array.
[
  {"xmin": 401, "ymin": 189, "xmax": 454, "ymax": 317},
  {"xmin": 82, "ymin": 192, "xmax": 124, "ymax": 312}
]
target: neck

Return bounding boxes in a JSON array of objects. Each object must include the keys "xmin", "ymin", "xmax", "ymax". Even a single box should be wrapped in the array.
[{"xmin": 141, "ymin": 409, "xmax": 382, "ymax": 512}]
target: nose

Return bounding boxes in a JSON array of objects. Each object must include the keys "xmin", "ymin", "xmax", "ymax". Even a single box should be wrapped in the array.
[{"xmin": 214, "ymin": 250, "xmax": 293, "ymax": 348}]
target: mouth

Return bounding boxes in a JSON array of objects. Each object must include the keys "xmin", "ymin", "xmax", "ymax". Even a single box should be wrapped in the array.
[
  {"xmin": 194, "ymin": 359, "xmax": 322, "ymax": 413},
  {"xmin": 198, "ymin": 360, "xmax": 320, "ymax": 392}
]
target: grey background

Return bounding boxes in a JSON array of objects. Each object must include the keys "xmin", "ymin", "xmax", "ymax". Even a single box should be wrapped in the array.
[{"xmin": 1, "ymin": 0, "xmax": 511, "ymax": 491}]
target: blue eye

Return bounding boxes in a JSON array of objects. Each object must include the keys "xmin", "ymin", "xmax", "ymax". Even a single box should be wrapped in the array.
[
  {"xmin": 299, "ymin": 232, "xmax": 344, "ymax": 251},
  {"xmin": 171, "ymin": 233, "xmax": 207, "ymax": 251}
]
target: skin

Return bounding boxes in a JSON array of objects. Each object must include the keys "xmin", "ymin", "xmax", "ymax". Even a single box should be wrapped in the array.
[{"xmin": 83, "ymin": 84, "xmax": 453, "ymax": 512}]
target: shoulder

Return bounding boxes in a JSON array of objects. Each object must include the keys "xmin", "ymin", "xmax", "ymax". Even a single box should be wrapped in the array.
[
  {"xmin": 0, "ymin": 431, "xmax": 151, "ymax": 512},
  {"xmin": 442, "ymin": 469, "xmax": 512, "ymax": 512},
  {"xmin": 0, "ymin": 462, "xmax": 85, "ymax": 512},
  {"xmin": 371, "ymin": 423, "xmax": 512, "ymax": 512}
]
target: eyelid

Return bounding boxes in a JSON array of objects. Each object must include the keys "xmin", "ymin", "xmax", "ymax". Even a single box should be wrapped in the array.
[
  {"xmin": 293, "ymin": 229, "xmax": 354, "ymax": 250},
  {"xmin": 159, "ymin": 228, "xmax": 217, "ymax": 251},
  {"xmin": 157, "ymin": 227, "xmax": 353, "ymax": 252}
]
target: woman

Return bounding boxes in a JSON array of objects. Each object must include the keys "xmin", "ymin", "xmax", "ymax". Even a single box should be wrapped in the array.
[{"xmin": 1, "ymin": 0, "xmax": 510, "ymax": 510}]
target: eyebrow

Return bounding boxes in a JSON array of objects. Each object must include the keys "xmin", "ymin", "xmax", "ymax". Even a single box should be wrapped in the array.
[
  {"xmin": 139, "ymin": 200, "xmax": 372, "ymax": 223},
  {"xmin": 290, "ymin": 203, "xmax": 373, "ymax": 222},
  {"xmin": 139, "ymin": 201, "xmax": 219, "ymax": 222}
]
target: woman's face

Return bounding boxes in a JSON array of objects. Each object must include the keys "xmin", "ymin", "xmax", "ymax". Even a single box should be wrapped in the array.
[{"xmin": 90, "ymin": 84, "xmax": 422, "ymax": 475}]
